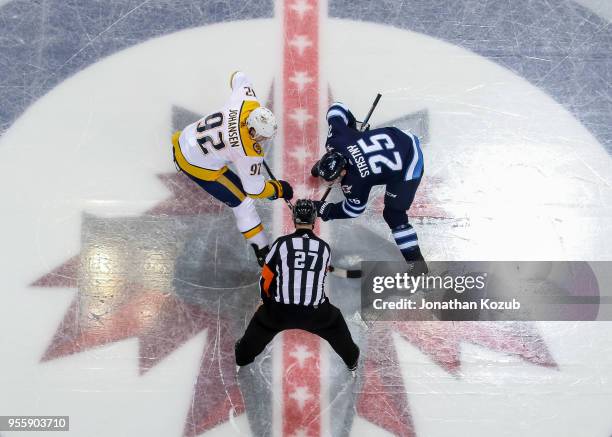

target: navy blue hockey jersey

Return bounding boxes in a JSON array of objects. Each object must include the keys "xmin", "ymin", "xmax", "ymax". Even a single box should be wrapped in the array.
[{"xmin": 323, "ymin": 102, "xmax": 424, "ymax": 220}]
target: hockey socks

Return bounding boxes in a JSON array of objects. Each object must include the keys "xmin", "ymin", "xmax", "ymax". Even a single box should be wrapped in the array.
[
  {"xmin": 392, "ymin": 224, "xmax": 420, "ymax": 257},
  {"xmin": 392, "ymin": 224, "xmax": 428, "ymax": 273}
]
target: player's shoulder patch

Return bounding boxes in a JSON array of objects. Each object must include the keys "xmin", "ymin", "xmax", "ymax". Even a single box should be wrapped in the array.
[{"xmin": 239, "ymin": 100, "xmax": 263, "ymax": 157}]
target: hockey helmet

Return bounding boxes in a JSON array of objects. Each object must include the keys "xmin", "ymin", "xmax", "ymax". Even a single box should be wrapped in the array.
[
  {"xmin": 246, "ymin": 107, "xmax": 278, "ymax": 140},
  {"xmin": 293, "ymin": 199, "xmax": 317, "ymax": 225},
  {"xmin": 316, "ymin": 151, "xmax": 347, "ymax": 182}
]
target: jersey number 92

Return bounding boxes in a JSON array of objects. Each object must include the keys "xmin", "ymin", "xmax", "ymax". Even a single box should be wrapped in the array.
[{"xmin": 196, "ymin": 112, "xmax": 225, "ymax": 155}]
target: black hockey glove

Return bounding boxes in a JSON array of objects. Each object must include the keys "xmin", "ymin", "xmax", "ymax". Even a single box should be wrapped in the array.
[
  {"xmin": 312, "ymin": 201, "xmax": 332, "ymax": 221},
  {"xmin": 278, "ymin": 180, "xmax": 294, "ymax": 200},
  {"xmin": 268, "ymin": 180, "xmax": 293, "ymax": 201}
]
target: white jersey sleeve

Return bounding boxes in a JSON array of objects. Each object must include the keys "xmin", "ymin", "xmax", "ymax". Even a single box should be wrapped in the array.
[
  {"xmin": 227, "ymin": 71, "xmax": 259, "ymax": 107},
  {"xmin": 234, "ymin": 154, "xmax": 266, "ymax": 196}
]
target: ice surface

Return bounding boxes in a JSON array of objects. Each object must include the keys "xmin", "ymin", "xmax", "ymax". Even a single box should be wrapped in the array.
[{"xmin": 0, "ymin": 1, "xmax": 612, "ymax": 437}]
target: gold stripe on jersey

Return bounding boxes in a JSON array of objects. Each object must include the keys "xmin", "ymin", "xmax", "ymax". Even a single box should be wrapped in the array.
[
  {"xmin": 248, "ymin": 180, "xmax": 280, "ymax": 199},
  {"xmin": 242, "ymin": 223, "xmax": 264, "ymax": 239},
  {"xmin": 172, "ymin": 131, "xmax": 227, "ymax": 181},
  {"xmin": 217, "ymin": 174, "xmax": 247, "ymax": 202},
  {"xmin": 238, "ymin": 100, "xmax": 265, "ymax": 157}
]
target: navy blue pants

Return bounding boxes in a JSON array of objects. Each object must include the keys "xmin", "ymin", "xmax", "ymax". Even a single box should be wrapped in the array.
[
  {"xmin": 382, "ymin": 175, "xmax": 422, "ymax": 228},
  {"xmin": 186, "ymin": 169, "xmax": 247, "ymax": 208},
  {"xmin": 382, "ymin": 175, "xmax": 424, "ymax": 261}
]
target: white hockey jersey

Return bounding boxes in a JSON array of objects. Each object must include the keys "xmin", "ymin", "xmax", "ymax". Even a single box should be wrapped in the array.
[{"xmin": 173, "ymin": 72, "xmax": 274, "ymax": 197}]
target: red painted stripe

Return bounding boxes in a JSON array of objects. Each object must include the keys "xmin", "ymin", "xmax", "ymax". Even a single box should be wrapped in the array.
[{"xmin": 282, "ymin": 0, "xmax": 321, "ymax": 436}]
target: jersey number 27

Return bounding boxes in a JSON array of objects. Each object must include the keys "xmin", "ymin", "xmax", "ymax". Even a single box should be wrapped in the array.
[{"xmin": 294, "ymin": 250, "xmax": 318, "ymax": 270}]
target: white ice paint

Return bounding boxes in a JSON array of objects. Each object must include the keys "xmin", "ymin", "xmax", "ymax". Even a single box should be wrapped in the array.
[
  {"xmin": 1, "ymin": 17, "xmax": 611, "ymax": 437},
  {"xmin": 574, "ymin": 0, "xmax": 612, "ymax": 22}
]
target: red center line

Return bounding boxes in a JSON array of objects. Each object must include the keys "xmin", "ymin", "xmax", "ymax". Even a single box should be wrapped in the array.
[{"xmin": 282, "ymin": 0, "xmax": 322, "ymax": 436}]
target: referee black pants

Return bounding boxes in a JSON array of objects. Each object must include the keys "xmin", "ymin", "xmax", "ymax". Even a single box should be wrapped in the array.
[{"xmin": 235, "ymin": 300, "xmax": 360, "ymax": 369}]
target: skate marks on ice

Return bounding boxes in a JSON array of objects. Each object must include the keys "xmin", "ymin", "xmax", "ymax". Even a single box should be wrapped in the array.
[
  {"xmin": 0, "ymin": 0, "xmax": 274, "ymax": 135},
  {"xmin": 379, "ymin": 109, "xmax": 430, "ymax": 147},
  {"xmin": 325, "ymin": 315, "xmax": 368, "ymax": 437},
  {"xmin": 171, "ymin": 100, "xmax": 275, "ymax": 436},
  {"xmin": 325, "ymin": 221, "xmax": 558, "ymax": 437},
  {"xmin": 173, "ymin": 215, "xmax": 270, "ymax": 437},
  {"xmin": 330, "ymin": 221, "xmax": 403, "ymax": 272},
  {"xmin": 324, "ymin": 223, "xmax": 402, "ymax": 437},
  {"xmin": 237, "ymin": 358, "xmax": 274, "ymax": 437},
  {"xmin": 32, "ymin": 207, "xmax": 267, "ymax": 436},
  {"xmin": 330, "ymin": 0, "xmax": 612, "ymax": 153},
  {"xmin": 30, "ymin": 101, "xmax": 279, "ymax": 437}
]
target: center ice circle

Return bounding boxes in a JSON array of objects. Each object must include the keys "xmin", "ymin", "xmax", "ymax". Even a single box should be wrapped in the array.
[{"xmin": 0, "ymin": 18, "xmax": 610, "ymax": 273}]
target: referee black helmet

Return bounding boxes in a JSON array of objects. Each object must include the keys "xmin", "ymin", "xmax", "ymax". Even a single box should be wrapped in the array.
[{"xmin": 293, "ymin": 199, "xmax": 317, "ymax": 225}]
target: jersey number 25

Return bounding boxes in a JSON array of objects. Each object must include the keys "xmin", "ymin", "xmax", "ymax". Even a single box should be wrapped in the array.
[{"xmin": 356, "ymin": 134, "xmax": 402, "ymax": 174}]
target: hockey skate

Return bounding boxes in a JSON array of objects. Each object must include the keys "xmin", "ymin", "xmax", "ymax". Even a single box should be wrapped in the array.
[
  {"xmin": 347, "ymin": 345, "xmax": 360, "ymax": 378},
  {"xmin": 403, "ymin": 247, "xmax": 429, "ymax": 275}
]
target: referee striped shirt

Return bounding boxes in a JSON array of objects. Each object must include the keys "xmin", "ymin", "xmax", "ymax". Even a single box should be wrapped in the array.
[{"xmin": 259, "ymin": 228, "xmax": 331, "ymax": 306}]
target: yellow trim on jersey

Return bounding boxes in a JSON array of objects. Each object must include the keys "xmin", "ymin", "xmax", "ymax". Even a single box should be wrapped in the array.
[
  {"xmin": 172, "ymin": 131, "xmax": 227, "ymax": 181},
  {"xmin": 242, "ymin": 223, "xmax": 264, "ymax": 239},
  {"xmin": 238, "ymin": 100, "xmax": 264, "ymax": 157},
  {"xmin": 248, "ymin": 180, "xmax": 279, "ymax": 199},
  {"xmin": 217, "ymin": 174, "xmax": 247, "ymax": 202}
]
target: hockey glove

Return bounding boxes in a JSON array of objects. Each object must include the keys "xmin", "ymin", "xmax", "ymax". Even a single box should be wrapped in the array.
[
  {"xmin": 268, "ymin": 180, "xmax": 294, "ymax": 200},
  {"xmin": 312, "ymin": 201, "xmax": 332, "ymax": 221},
  {"xmin": 279, "ymin": 180, "xmax": 294, "ymax": 200}
]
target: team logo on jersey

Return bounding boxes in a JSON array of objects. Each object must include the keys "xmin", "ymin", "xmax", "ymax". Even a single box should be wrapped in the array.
[
  {"xmin": 341, "ymin": 184, "xmax": 352, "ymax": 194},
  {"xmin": 253, "ymin": 142, "xmax": 263, "ymax": 155}
]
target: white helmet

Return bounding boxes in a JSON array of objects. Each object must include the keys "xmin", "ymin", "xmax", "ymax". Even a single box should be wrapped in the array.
[{"xmin": 246, "ymin": 107, "xmax": 278, "ymax": 140}]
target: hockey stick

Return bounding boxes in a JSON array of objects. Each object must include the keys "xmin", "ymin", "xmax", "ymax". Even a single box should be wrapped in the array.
[
  {"xmin": 318, "ymin": 95, "xmax": 383, "ymax": 279},
  {"xmin": 319, "ymin": 93, "xmax": 382, "ymax": 202},
  {"xmin": 358, "ymin": 92, "xmax": 382, "ymax": 132},
  {"xmin": 263, "ymin": 159, "xmax": 361, "ymax": 278},
  {"xmin": 327, "ymin": 265, "xmax": 362, "ymax": 279},
  {"xmin": 262, "ymin": 160, "xmax": 293, "ymax": 209}
]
